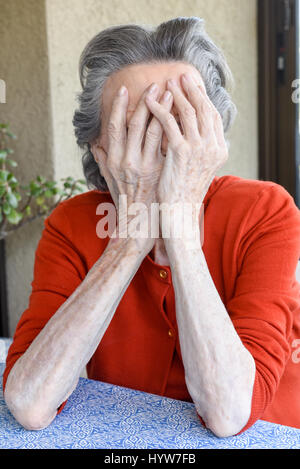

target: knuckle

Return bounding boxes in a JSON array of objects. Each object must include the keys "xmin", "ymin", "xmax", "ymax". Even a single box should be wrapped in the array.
[
  {"xmin": 146, "ymin": 126, "xmax": 160, "ymax": 142},
  {"xmin": 182, "ymin": 105, "xmax": 196, "ymax": 117},
  {"xmin": 120, "ymin": 163, "xmax": 138, "ymax": 179},
  {"xmin": 128, "ymin": 119, "xmax": 141, "ymax": 132},
  {"xmin": 107, "ymin": 120, "xmax": 121, "ymax": 138},
  {"xmin": 120, "ymin": 158, "xmax": 136, "ymax": 172},
  {"xmin": 174, "ymin": 140, "xmax": 189, "ymax": 156},
  {"xmin": 120, "ymin": 156, "xmax": 131, "ymax": 166},
  {"xmin": 165, "ymin": 113, "xmax": 175, "ymax": 127}
]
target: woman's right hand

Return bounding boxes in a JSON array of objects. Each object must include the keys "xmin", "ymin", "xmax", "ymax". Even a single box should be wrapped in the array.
[{"xmin": 91, "ymin": 82, "xmax": 174, "ymax": 249}]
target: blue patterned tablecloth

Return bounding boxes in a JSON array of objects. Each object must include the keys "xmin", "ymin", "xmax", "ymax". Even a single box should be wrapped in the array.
[{"xmin": 1, "ymin": 338, "xmax": 300, "ymax": 449}]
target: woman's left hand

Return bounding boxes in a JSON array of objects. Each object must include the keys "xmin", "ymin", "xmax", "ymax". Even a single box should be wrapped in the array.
[{"xmin": 145, "ymin": 72, "xmax": 229, "ymax": 207}]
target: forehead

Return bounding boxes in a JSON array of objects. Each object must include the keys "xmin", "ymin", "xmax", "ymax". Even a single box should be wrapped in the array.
[{"xmin": 101, "ymin": 61, "xmax": 202, "ymax": 115}]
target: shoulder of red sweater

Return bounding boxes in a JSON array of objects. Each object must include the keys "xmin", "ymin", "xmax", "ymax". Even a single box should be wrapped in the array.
[
  {"xmin": 212, "ymin": 175, "xmax": 293, "ymax": 204},
  {"xmin": 210, "ymin": 176, "xmax": 300, "ymax": 228},
  {"xmin": 43, "ymin": 189, "xmax": 114, "ymax": 246},
  {"xmin": 44, "ymin": 189, "xmax": 113, "ymax": 233}
]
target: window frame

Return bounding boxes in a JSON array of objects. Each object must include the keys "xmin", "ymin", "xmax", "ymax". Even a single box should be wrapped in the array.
[{"xmin": 258, "ymin": 0, "xmax": 300, "ymax": 207}]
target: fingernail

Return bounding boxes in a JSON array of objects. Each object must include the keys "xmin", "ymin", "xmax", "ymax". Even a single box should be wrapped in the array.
[
  {"xmin": 181, "ymin": 74, "xmax": 189, "ymax": 85},
  {"xmin": 148, "ymin": 83, "xmax": 158, "ymax": 94},
  {"xmin": 167, "ymin": 79, "xmax": 177, "ymax": 87},
  {"xmin": 118, "ymin": 85, "xmax": 127, "ymax": 96},
  {"xmin": 182, "ymin": 73, "xmax": 193, "ymax": 82},
  {"xmin": 163, "ymin": 90, "xmax": 172, "ymax": 101}
]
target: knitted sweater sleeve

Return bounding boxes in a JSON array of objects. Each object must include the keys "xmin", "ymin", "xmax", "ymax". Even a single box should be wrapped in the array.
[
  {"xmin": 2, "ymin": 200, "xmax": 86, "ymax": 414},
  {"xmin": 197, "ymin": 183, "xmax": 300, "ymax": 434}
]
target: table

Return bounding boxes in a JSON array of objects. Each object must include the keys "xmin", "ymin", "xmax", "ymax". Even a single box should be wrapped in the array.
[{"xmin": 1, "ymin": 338, "xmax": 300, "ymax": 449}]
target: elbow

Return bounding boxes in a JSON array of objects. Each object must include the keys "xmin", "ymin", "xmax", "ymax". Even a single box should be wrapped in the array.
[
  {"xmin": 206, "ymin": 417, "xmax": 247, "ymax": 438},
  {"xmin": 4, "ymin": 389, "xmax": 57, "ymax": 431},
  {"xmin": 18, "ymin": 411, "xmax": 57, "ymax": 431},
  {"xmin": 196, "ymin": 393, "xmax": 253, "ymax": 438},
  {"xmin": 202, "ymin": 404, "xmax": 252, "ymax": 438}
]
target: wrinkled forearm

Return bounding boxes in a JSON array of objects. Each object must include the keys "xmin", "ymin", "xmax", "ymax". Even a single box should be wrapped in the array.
[
  {"xmin": 164, "ymin": 237, "xmax": 256, "ymax": 438},
  {"xmin": 4, "ymin": 237, "xmax": 148, "ymax": 430}
]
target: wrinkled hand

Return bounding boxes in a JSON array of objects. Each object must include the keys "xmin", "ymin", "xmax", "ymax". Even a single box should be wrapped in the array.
[
  {"xmin": 91, "ymin": 82, "xmax": 173, "ymax": 250},
  {"xmin": 145, "ymin": 72, "xmax": 229, "ymax": 207}
]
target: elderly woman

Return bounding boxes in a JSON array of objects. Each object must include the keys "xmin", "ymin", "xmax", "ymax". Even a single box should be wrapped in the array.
[{"xmin": 3, "ymin": 17, "xmax": 300, "ymax": 437}]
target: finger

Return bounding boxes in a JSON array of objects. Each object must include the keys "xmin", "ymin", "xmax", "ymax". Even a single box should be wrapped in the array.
[
  {"xmin": 91, "ymin": 143, "xmax": 107, "ymax": 167},
  {"xmin": 107, "ymin": 85, "xmax": 129, "ymax": 167},
  {"xmin": 145, "ymin": 94, "xmax": 184, "ymax": 152},
  {"xmin": 213, "ymin": 109, "xmax": 227, "ymax": 149},
  {"xmin": 179, "ymin": 73, "xmax": 216, "ymax": 140},
  {"xmin": 143, "ymin": 90, "xmax": 174, "ymax": 164},
  {"xmin": 91, "ymin": 145, "xmax": 119, "ymax": 202},
  {"xmin": 125, "ymin": 83, "xmax": 160, "ymax": 159},
  {"xmin": 91, "ymin": 145, "xmax": 111, "ymax": 184},
  {"xmin": 164, "ymin": 79, "xmax": 199, "ymax": 142}
]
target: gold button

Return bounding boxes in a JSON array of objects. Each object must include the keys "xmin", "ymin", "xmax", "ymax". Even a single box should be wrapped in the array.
[
  {"xmin": 159, "ymin": 269, "xmax": 168, "ymax": 279},
  {"xmin": 168, "ymin": 329, "xmax": 174, "ymax": 338}
]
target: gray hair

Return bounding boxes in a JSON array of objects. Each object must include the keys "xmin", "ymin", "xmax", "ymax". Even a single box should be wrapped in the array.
[{"xmin": 73, "ymin": 16, "xmax": 237, "ymax": 192}]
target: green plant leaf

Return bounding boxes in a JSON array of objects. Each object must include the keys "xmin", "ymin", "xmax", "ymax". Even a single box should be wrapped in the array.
[
  {"xmin": 45, "ymin": 181, "xmax": 57, "ymax": 188},
  {"xmin": 36, "ymin": 175, "xmax": 46, "ymax": 184},
  {"xmin": 44, "ymin": 190, "xmax": 54, "ymax": 198},
  {"xmin": 0, "ymin": 186, "xmax": 6, "ymax": 198},
  {"xmin": 0, "ymin": 170, "xmax": 9, "ymax": 182},
  {"xmin": 3, "ymin": 201, "xmax": 12, "ymax": 215},
  {"xmin": 36, "ymin": 196, "xmax": 45, "ymax": 205},
  {"xmin": 55, "ymin": 187, "xmax": 64, "ymax": 195},
  {"xmin": 9, "ymin": 182, "xmax": 18, "ymax": 190},
  {"xmin": 6, "ymin": 209, "xmax": 22, "ymax": 225},
  {"xmin": 6, "ymin": 159, "xmax": 18, "ymax": 168},
  {"xmin": 29, "ymin": 181, "xmax": 39, "ymax": 190},
  {"xmin": 6, "ymin": 192, "xmax": 18, "ymax": 208},
  {"xmin": 0, "ymin": 150, "xmax": 8, "ymax": 160},
  {"xmin": 7, "ymin": 173, "xmax": 17, "ymax": 183},
  {"xmin": 29, "ymin": 181, "xmax": 43, "ymax": 196},
  {"xmin": 25, "ymin": 205, "xmax": 31, "ymax": 216}
]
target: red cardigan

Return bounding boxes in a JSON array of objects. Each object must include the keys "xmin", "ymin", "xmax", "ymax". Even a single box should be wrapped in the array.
[{"xmin": 3, "ymin": 175, "xmax": 300, "ymax": 433}]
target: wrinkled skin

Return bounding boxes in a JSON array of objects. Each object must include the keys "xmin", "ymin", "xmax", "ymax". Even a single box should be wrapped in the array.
[
  {"xmin": 91, "ymin": 62, "xmax": 228, "ymax": 261},
  {"xmin": 4, "ymin": 62, "xmax": 255, "ymax": 437}
]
